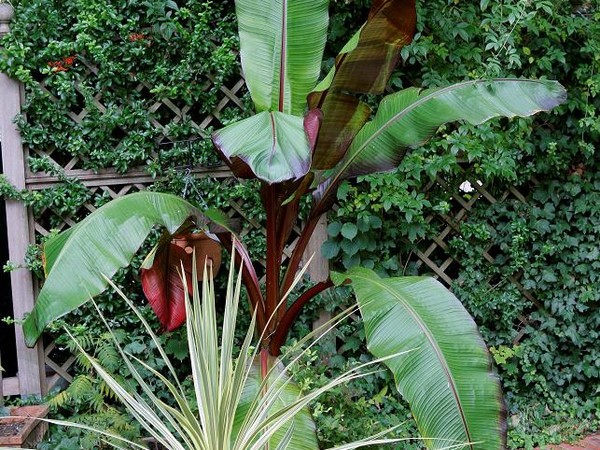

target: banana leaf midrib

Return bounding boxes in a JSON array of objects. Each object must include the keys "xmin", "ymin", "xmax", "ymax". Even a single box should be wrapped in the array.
[
  {"xmin": 269, "ymin": 112, "xmax": 278, "ymax": 166},
  {"xmin": 356, "ymin": 274, "xmax": 473, "ymax": 447},
  {"xmin": 278, "ymin": 0, "xmax": 288, "ymax": 112}
]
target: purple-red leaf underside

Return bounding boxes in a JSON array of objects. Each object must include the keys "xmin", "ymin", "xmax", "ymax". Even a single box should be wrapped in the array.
[
  {"xmin": 309, "ymin": 94, "xmax": 372, "ymax": 170},
  {"xmin": 304, "ymin": 108, "xmax": 323, "ymax": 152},
  {"xmin": 141, "ymin": 244, "xmax": 193, "ymax": 332},
  {"xmin": 212, "ymin": 144, "xmax": 257, "ymax": 180},
  {"xmin": 141, "ymin": 235, "xmax": 222, "ymax": 331}
]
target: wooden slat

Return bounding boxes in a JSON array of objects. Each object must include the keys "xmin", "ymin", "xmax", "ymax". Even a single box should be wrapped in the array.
[
  {"xmin": 0, "ymin": 71, "xmax": 45, "ymax": 397},
  {"xmin": 1, "ymin": 376, "xmax": 19, "ymax": 397},
  {"xmin": 25, "ymin": 165, "xmax": 233, "ymax": 189}
]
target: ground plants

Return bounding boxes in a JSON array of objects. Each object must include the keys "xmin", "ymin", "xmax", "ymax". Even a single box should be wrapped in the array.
[{"xmin": 21, "ymin": 0, "xmax": 566, "ymax": 448}]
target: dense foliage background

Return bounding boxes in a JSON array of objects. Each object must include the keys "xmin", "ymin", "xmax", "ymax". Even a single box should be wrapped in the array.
[
  {"xmin": 325, "ymin": 1, "xmax": 600, "ymax": 447},
  {"xmin": 0, "ymin": 0, "xmax": 598, "ymax": 448}
]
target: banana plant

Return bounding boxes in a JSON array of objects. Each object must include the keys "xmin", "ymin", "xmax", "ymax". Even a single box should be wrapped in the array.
[{"xmin": 22, "ymin": 0, "xmax": 566, "ymax": 448}]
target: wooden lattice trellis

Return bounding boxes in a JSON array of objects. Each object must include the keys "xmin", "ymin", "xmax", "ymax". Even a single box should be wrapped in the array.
[
  {"xmin": 413, "ymin": 168, "xmax": 540, "ymax": 344},
  {"xmin": 26, "ymin": 55, "xmax": 247, "ymax": 187},
  {"xmin": 27, "ymin": 172, "xmax": 541, "ymax": 394},
  {"xmin": 17, "ymin": 54, "xmax": 308, "ymax": 392},
  {"xmin": 1, "ymin": 14, "xmax": 540, "ymax": 396}
]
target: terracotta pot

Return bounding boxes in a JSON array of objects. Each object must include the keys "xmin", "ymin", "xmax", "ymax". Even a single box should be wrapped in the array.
[
  {"xmin": 0, "ymin": 405, "xmax": 49, "ymax": 448},
  {"xmin": 171, "ymin": 233, "xmax": 222, "ymax": 280}
]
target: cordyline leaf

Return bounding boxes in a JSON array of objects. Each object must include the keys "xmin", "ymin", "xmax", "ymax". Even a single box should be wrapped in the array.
[
  {"xmin": 236, "ymin": 0, "xmax": 328, "ymax": 115},
  {"xmin": 308, "ymin": 0, "xmax": 416, "ymax": 171},
  {"xmin": 314, "ymin": 79, "xmax": 567, "ymax": 210},
  {"xmin": 214, "ymin": 232, "xmax": 266, "ymax": 331},
  {"xmin": 232, "ymin": 356, "xmax": 318, "ymax": 450},
  {"xmin": 332, "ymin": 268, "xmax": 506, "ymax": 449},
  {"xmin": 141, "ymin": 233, "xmax": 222, "ymax": 332},
  {"xmin": 212, "ymin": 111, "xmax": 312, "ymax": 184},
  {"xmin": 23, "ymin": 192, "xmax": 230, "ymax": 347}
]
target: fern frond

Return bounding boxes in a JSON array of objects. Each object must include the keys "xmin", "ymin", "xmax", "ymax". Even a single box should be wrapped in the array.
[
  {"xmin": 89, "ymin": 391, "xmax": 107, "ymax": 413},
  {"xmin": 75, "ymin": 351, "xmax": 93, "ymax": 370},
  {"xmin": 96, "ymin": 341, "xmax": 121, "ymax": 372},
  {"xmin": 47, "ymin": 388, "xmax": 72, "ymax": 408},
  {"xmin": 99, "ymin": 380, "xmax": 118, "ymax": 401},
  {"xmin": 69, "ymin": 374, "xmax": 95, "ymax": 401}
]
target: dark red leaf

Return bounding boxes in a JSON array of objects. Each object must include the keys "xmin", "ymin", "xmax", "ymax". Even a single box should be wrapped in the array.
[
  {"xmin": 141, "ymin": 234, "xmax": 222, "ymax": 331},
  {"xmin": 141, "ymin": 244, "xmax": 192, "ymax": 331},
  {"xmin": 304, "ymin": 108, "xmax": 323, "ymax": 152},
  {"xmin": 309, "ymin": 94, "xmax": 372, "ymax": 170},
  {"xmin": 307, "ymin": 0, "xmax": 416, "ymax": 171}
]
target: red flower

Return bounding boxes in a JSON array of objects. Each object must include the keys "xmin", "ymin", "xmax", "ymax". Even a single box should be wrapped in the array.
[
  {"xmin": 129, "ymin": 33, "xmax": 146, "ymax": 42},
  {"xmin": 47, "ymin": 55, "xmax": 77, "ymax": 72},
  {"xmin": 62, "ymin": 55, "xmax": 76, "ymax": 66}
]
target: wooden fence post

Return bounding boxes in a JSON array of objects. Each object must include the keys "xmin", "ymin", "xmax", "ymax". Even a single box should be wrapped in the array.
[
  {"xmin": 303, "ymin": 215, "xmax": 332, "ymax": 333},
  {"xmin": 0, "ymin": 3, "xmax": 45, "ymax": 398},
  {"xmin": 0, "ymin": 351, "xmax": 4, "ymax": 406}
]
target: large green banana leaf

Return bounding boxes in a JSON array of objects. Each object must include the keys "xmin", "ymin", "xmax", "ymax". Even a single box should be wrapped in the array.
[
  {"xmin": 333, "ymin": 268, "xmax": 505, "ymax": 450},
  {"xmin": 235, "ymin": 0, "xmax": 328, "ymax": 116},
  {"xmin": 232, "ymin": 356, "xmax": 318, "ymax": 450},
  {"xmin": 315, "ymin": 79, "xmax": 566, "ymax": 206},
  {"xmin": 212, "ymin": 110, "xmax": 311, "ymax": 183},
  {"xmin": 23, "ymin": 192, "xmax": 227, "ymax": 347}
]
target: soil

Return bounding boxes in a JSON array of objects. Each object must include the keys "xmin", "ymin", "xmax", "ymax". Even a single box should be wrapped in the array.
[
  {"xmin": 0, "ymin": 406, "xmax": 49, "ymax": 447},
  {"xmin": 0, "ymin": 417, "xmax": 27, "ymax": 437}
]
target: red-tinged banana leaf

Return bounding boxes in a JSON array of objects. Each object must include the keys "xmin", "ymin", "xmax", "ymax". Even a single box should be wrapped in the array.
[
  {"xmin": 170, "ymin": 233, "xmax": 223, "ymax": 281},
  {"xmin": 308, "ymin": 95, "xmax": 372, "ymax": 170},
  {"xmin": 313, "ymin": 0, "xmax": 416, "ymax": 101},
  {"xmin": 308, "ymin": 0, "xmax": 416, "ymax": 171},
  {"xmin": 23, "ymin": 192, "xmax": 231, "ymax": 347},
  {"xmin": 212, "ymin": 111, "xmax": 312, "ymax": 184},
  {"xmin": 235, "ymin": 0, "xmax": 328, "ymax": 116},
  {"xmin": 332, "ymin": 267, "xmax": 507, "ymax": 449},
  {"xmin": 141, "ymin": 233, "xmax": 222, "ymax": 331},
  {"xmin": 307, "ymin": 30, "xmax": 360, "ymax": 108},
  {"xmin": 313, "ymin": 78, "xmax": 567, "ymax": 215}
]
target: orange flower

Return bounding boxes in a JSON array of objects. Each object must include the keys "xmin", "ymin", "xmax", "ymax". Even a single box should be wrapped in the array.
[
  {"xmin": 62, "ymin": 55, "xmax": 76, "ymax": 65},
  {"xmin": 47, "ymin": 55, "xmax": 77, "ymax": 72}
]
